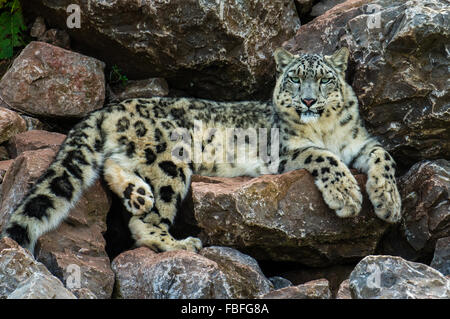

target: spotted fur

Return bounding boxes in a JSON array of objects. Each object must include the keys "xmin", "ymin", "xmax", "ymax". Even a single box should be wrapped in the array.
[{"xmin": 2, "ymin": 47, "xmax": 401, "ymax": 253}]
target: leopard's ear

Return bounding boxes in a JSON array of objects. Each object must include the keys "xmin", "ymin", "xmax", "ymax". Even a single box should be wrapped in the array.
[
  {"xmin": 325, "ymin": 47, "xmax": 349, "ymax": 73},
  {"xmin": 274, "ymin": 47, "xmax": 294, "ymax": 72}
]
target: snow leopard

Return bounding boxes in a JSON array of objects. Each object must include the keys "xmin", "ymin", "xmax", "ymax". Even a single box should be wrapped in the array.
[{"xmin": 3, "ymin": 47, "xmax": 401, "ymax": 253}]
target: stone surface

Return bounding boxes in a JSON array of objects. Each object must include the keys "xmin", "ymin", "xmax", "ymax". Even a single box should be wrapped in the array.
[
  {"xmin": 38, "ymin": 29, "xmax": 71, "ymax": 49},
  {"xmin": 379, "ymin": 160, "xmax": 450, "ymax": 261},
  {"xmin": 0, "ymin": 148, "xmax": 57, "ymax": 232},
  {"xmin": 199, "ymin": 246, "xmax": 273, "ymax": 298},
  {"xmin": 7, "ymin": 272, "xmax": 76, "ymax": 299},
  {"xmin": 0, "ymin": 144, "xmax": 114, "ymax": 298},
  {"xmin": 349, "ymin": 255, "xmax": 450, "ymax": 299},
  {"xmin": 7, "ymin": 130, "xmax": 66, "ymax": 158},
  {"xmin": 192, "ymin": 170, "xmax": 389, "ymax": 266},
  {"xmin": 260, "ymin": 279, "xmax": 331, "ymax": 299},
  {"xmin": 8, "ymin": 130, "xmax": 66, "ymax": 158},
  {"xmin": 336, "ymin": 279, "xmax": 351, "ymax": 299},
  {"xmin": 22, "ymin": 0, "xmax": 300, "ymax": 100},
  {"xmin": 0, "ymin": 106, "xmax": 26, "ymax": 144},
  {"xmin": 0, "ymin": 237, "xmax": 75, "ymax": 299},
  {"xmin": 284, "ymin": 0, "xmax": 450, "ymax": 164},
  {"xmin": 0, "ymin": 41, "xmax": 105, "ymax": 118},
  {"xmin": 311, "ymin": 0, "xmax": 347, "ymax": 17},
  {"xmin": 0, "ymin": 160, "xmax": 13, "ymax": 184},
  {"xmin": 35, "ymin": 179, "xmax": 114, "ymax": 299},
  {"xmin": 112, "ymin": 247, "xmax": 234, "ymax": 299},
  {"xmin": 112, "ymin": 78, "xmax": 169, "ymax": 101},
  {"xmin": 430, "ymin": 237, "xmax": 450, "ymax": 276},
  {"xmin": 268, "ymin": 276, "xmax": 293, "ymax": 290}
]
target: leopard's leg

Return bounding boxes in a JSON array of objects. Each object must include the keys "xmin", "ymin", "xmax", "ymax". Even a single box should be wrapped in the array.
[
  {"xmin": 103, "ymin": 158, "xmax": 154, "ymax": 216},
  {"xmin": 129, "ymin": 158, "xmax": 202, "ymax": 252},
  {"xmin": 283, "ymin": 146, "xmax": 363, "ymax": 218},
  {"xmin": 351, "ymin": 140, "xmax": 401, "ymax": 223}
]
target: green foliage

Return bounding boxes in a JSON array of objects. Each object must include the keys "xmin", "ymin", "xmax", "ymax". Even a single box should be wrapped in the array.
[
  {"xmin": 110, "ymin": 65, "xmax": 129, "ymax": 86},
  {"xmin": 0, "ymin": 0, "xmax": 27, "ymax": 59}
]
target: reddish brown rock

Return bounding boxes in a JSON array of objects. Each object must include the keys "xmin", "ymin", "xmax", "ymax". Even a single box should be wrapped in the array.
[
  {"xmin": 7, "ymin": 130, "xmax": 66, "ymax": 158},
  {"xmin": 0, "ymin": 147, "xmax": 114, "ymax": 298},
  {"xmin": 0, "ymin": 41, "xmax": 105, "ymax": 118},
  {"xmin": 260, "ymin": 279, "xmax": 331, "ymax": 299},
  {"xmin": 0, "ymin": 106, "xmax": 26, "ymax": 144},
  {"xmin": 379, "ymin": 160, "xmax": 449, "ymax": 261},
  {"xmin": 35, "ymin": 179, "xmax": 114, "ymax": 299},
  {"xmin": 0, "ymin": 148, "xmax": 57, "ymax": 231},
  {"xmin": 22, "ymin": 1, "xmax": 300, "ymax": 100},
  {"xmin": 192, "ymin": 169, "xmax": 389, "ymax": 266},
  {"xmin": 0, "ymin": 159, "xmax": 13, "ymax": 183},
  {"xmin": 284, "ymin": 0, "xmax": 450, "ymax": 164}
]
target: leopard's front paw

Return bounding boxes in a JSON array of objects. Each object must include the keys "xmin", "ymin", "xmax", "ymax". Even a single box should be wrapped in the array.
[
  {"xmin": 366, "ymin": 172, "xmax": 401, "ymax": 223},
  {"xmin": 320, "ymin": 172, "xmax": 363, "ymax": 218}
]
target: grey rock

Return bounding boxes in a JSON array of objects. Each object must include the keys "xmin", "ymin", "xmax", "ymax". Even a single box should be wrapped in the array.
[
  {"xmin": 430, "ymin": 237, "xmax": 450, "ymax": 276},
  {"xmin": 0, "ymin": 237, "xmax": 75, "ymax": 299},
  {"xmin": 349, "ymin": 255, "xmax": 450, "ymax": 299},
  {"xmin": 269, "ymin": 276, "xmax": 293, "ymax": 290},
  {"xmin": 284, "ymin": 0, "xmax": 450, "ymax": 164},
  {"xmin": 260, "ymin": 279, "xmax": 332, "ymax": 299},
  {"xmin": 7, "ymin": 272, "xmax": 76, "ymax": 299},
  {"xmin": 336, "ymin": 279, "xmax": 351, "ymax": 299}
]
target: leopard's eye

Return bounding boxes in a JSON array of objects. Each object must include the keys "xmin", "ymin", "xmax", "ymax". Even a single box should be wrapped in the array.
[
  {"xmin": 289, "ymin": 76, "xmax": 300, "ymax": 83},
  {"xmin": 320, "ymin": 78, "xmax": 331, "ymax": 84}
]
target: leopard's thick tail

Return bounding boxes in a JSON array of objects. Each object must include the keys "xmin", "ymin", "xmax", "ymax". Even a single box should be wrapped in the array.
[{"xmin": 2, "ymin": 109, "xmax": 108, "ymax": 253}]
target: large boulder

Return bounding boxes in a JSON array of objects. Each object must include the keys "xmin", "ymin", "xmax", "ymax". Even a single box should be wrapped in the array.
[
  {"xmin": 260, "ymin": 279, "xmax": 332, "ymax": 299},
  {"xmin": 284, "ymin": 0, "xmax": 450, "ymax": 165},
  {"xmin": 191, "ymin": 170, "xmax": 389, "ymax": 267},
  {"xmin": 349, "ymin": 255, "xmax": 450, "ymax": 299},
  {"xmin": 112, "ymin": 246, "xmax": 273, "ymax": 299},
  {"xmin": 0, "ymin": 41, "xmax": 105, "ymax": 118},
  {"xmin": 20, "ymin": 0, "xmax": 300, "ymax": 100}
]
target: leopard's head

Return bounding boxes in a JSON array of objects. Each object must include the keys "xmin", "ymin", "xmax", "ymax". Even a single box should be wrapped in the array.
[{"xmin": 273, "ymin": 47, "xmax": 350, "ymax": 123}]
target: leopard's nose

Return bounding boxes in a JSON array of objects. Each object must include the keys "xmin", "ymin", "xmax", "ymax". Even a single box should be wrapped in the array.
[{"xmin": 301, "ymin": 98, "xmax": 317, "ymax": 107}]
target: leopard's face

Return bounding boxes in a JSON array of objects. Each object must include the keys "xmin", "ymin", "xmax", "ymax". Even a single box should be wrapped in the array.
[{"xmin": 273, "ymin": 48, "xmax": 349, "ymax": 123}]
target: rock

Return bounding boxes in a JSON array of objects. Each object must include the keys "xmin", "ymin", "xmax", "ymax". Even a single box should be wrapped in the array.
[
  {"xmin": 199, "ymin": 246, "xmax": 273, "ymax": 298},
  {"xmin": 192, "ymin": 170, "xmax": 389, "ymax": 266},
  {"xmin": 38, "ymin": 29, "xmax": 71, "ymax": 49},
  {"xmin": 7, "ymin": 130, "xmax": 66, "ymax": 158},
  {"xmin": 0, "ymin": 146, "xmax": 114, "ymax": 298},
  {"xmin": 430, "ymin": 237, "xmax": 450, "ymax": 276},
  {"xmin": 379, "ymin": 160, "xmax": 449, "ymax": 261},
  {"xmin": 311, "ymin": 0, "xmax": 347, "ymax": 17},
  {"xmin": 0, "ymin": 237, "xmax": 75, "ymax": 299},
  {"xmin": 284, "ymin": 0, "xmax": 450, "ymax": 164},
  {"xmin": 112, "ymin": 247, "xmax": 234, "ymax": 299},
  {"xmin": 22, "ymin": 0, "xmax": 300, "ymax": 100},
  {"xmin": 0, "ymin": 106, "xmax": 26, "ymax": 144},
  {"xmin": 260, "ymin": 279, "xmax": 331, "ymax": 299},
  {"xmin": 349, "ymin": 255, "xmax": 450, "ymax": 299},
  {"xmin": 336, "ymin": 279, "xmax": 351, "ymax": 299},
  {"xmin": 268, "ymin": 276, "xmax": 293, "ymax": 290},
  {"xmin": 113, "ymin": 78, "xmax": 169, "ymax": 101},
  {"xmin": 0, "ymin": 160, "xmax": 13, "ymax": 183},
  {"xmin": 30, "ymin": 17, "xmax": 46, "ymax": 38},
  {"xmin": 35, "ymin": 179, "xmax": 114, "ymax": 299},
  {"xmin": 7, "ymin": 272, "xmax": 76, "ymax": 299},
  {"xmin": 0, "ymin": 148, "xmax": 57, "ymax": 231},
  {"xmin": 295, "ymin": 0, "xmax": 316, "ymax": 16},
  {"xmin": 0, "ymin": 41, "xmax": 105, "ymax": 118}
]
